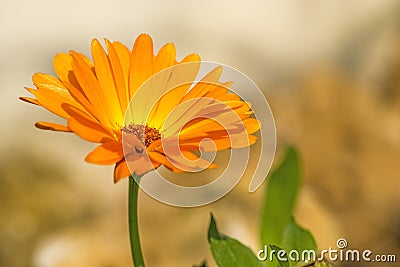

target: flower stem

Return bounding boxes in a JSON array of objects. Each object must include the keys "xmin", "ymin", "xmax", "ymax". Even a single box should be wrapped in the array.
[{"xmin": 128, "ymin": 175, "xmax": 145, "ymax": 267}]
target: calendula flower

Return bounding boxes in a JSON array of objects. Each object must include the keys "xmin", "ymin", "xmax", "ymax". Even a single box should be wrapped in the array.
[{"xmin": 20, "ymin": 34, "xmax": 260, "ymax": 182}]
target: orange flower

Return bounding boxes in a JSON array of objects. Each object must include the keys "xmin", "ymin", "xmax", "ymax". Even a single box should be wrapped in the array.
[{"xmin": 21, "ymin": 34, "xmax": 260, "ymax": 182}]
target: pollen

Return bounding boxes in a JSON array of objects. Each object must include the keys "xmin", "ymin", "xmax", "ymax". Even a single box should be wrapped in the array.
[{"xmin": 122, "ymin": 123, "xmax": 162, "ymax": 147}]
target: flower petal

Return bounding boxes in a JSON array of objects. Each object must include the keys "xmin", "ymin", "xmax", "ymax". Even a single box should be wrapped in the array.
[
  {"xmin": 182, "ymin": 66, "xmax": 223, "ymax": 101},
  {"xmin": 148, "ymin": 151, "xmax": 181, "ymax": 172},
  {"xmin": 243, "ymin": 118, "xmax": 261, "ymax": 134},
  {"xmin": 63, "ymin": 104, "xmax": 115, "ymax": 143},
  {"xmin": 105, "ymin": 39, "xmax": 129, "ymax": 112},
  {"xmin": 112, "ymin": 41, "xmax": 131, "ymax": 108},
  {"xmin": 70, "ymin": 51, "xmax": 116, "ymax": 130},
  {"xmin": 129, "ymin": 33, "xmax": 154, "ymax": 99},
  {"xmin": 125, "ymin": 156, "xmax": 157, "ymax": 176},
  {"xmin": 114, "ymin": 160, "xmax": 131, "ymax": 183},
  {"xmin": 53, "ymin": 53, "xmax": 97, "ymax": 117},
  {"xmin": 35, "ymin": 88, "xmax": 73, "ymax": 118},
  {"xmin": 148, "ymin": 54, "xmax": 201, "ymax": 129},
  {"xmin": 35, "ymin": 121, "xmax": 71, "ymax": 132},
  {"xmin": 91, "ymin": 39, "xmax": 124, "ymax": 124},
  {"xmin": 24, "ymin": 86, "xmax": 36, "ymax": 95},
  {"xmin": 128, "ymin": 34, "xmax": 154, "ymax": 123},
  {"xmin": 19, "ymin": 96, "xmax": 39, "ymax": 105},
  {"xmin": 85, "ymin": 141, "xmax": 123, "ymax": 165},
  {"xmin": 153, "ymin": 42, "xmax": 176, "ymax": 73},
  {"xmin": 32, "ymin": 73, "xmax": 73, "ymax": 101},
  {"xmin": 166, "ymin": 150, "xmax": 217, "ymax": 172}
]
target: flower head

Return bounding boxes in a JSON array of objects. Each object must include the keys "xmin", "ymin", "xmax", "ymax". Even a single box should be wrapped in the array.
[{"xmin": 21, "ymin": 34, "xmax": 260, "ymax": 182}]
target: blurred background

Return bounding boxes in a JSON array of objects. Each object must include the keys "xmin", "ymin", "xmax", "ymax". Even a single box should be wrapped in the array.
[{"xmin": 1, "ymin": 0, "xmax": 400, "ymax": 266}]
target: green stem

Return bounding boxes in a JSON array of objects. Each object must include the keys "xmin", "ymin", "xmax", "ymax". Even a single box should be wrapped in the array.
[{"xmin": 128, "ymin": 175, "xmax": 145, "ymax": 267}]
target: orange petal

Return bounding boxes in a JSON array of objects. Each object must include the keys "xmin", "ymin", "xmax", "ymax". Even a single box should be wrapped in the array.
[
  {"xmin": 114, "ymin": 160, "xmax": 131, "ymax": 183},
  {"xmin": 153, "ymin": 42, "xmax": 176, "ymax": 73},
  {"xmin": 70, "ymin": 51, "xmax": 115, "ymax": 130},
  {"xmin": 180, "ymin": 53, "xmax": 201, "ymax": 64},
  {"xmin": 32, "ymin": 73, "xmax": 83, "ymax": 119},
  {"xmin": 85, "ymin": 141, "xmax": 123, "ymax": 165},
  {"xmin": 24, "ymin": 87, "xmax": 36, "ymax": 96},
  {"xmin": 68, "ymin": 117, "xmax": 114, "ymax": 143},
  {"xmin": 91, "ymin": 39, "xmax": 123, "ymax": 123},
  {"xmin": 145, "ymin": 43, "xmax": 177, "ymax": 127},
  {"xmin": 161, "ymin": 97, "xmax": 215, "ymax": 137},
  {"xmin": 181, "ymin": 118, "xmax": 227, "ymax": 136},
  {"xmin": 53, "ymin": 53, "xmax": 97, "ymax": 118},
  {"xmin": 167, "ymin": 150, "xmax": 216, "ymax": 172},
  {"xmin": 204, "ymin": 82, "xmax": 241, "ymax": 102},
  {"xmin": 203, "ymin": 81, "xmax": 232, "ymax": 97},
  {"xmin": 112, "ymin": 41, "xmax": 131, "ymax": 108},
  {"xmin": 228, "ymin": 134, "xmax": 257, "ymax": 148},
  {"xmin": 179, "ymin": 138, "xmax": 231, "ymax": 151},
  {"xmin": 105, "ymin": 39, "xmax": 129, "ymax": 112},
  {"xmin": 125, "ymin": 156, "xmax": 157, "ymax": 176},
  {"xmin": 148, "ymin": 57, "xmax": 200, "ymax": 129},
  {"xmin": 35, "ymin": 121, "xmax": 71, "ymax": 132},
  {"xmin": 129, "ymin": 34, "xmax": 154, "ymax": 99},
  {"xmin": 19, "ymin": 96, "xmax": 39, "ymax": 105},
  {"xmin": 62, "ymin": 103, "xmax": 98, "ymax": 123},
  {"xmin": 182, "ymin": 66, "xmax": 223, "ymax": 101},
  {"xmin": 243, "ymin": 118, "xmax": 261, "ymax": 134},
  {"xmin": 127, "ymin": 34, "xmax": 155, "ymax": 124},
  {"xmin": 227, "ymin": 101, "xmax": 252, "ymax": 115},
  {"xmin": 63, "ymin": 104, "xmax": 115, "ymax": 143},
  {"xmin": 53, "ymin": 53, "xmax": 81, "ymax": 89},
  {"xmin": 35, "ymin": 88, "xmax": 73, "ymax": 118},
  {"xmin": 32, "ymin": 73, "xmax": 73, "ymax": 101},
  {"xmin": 122, "ymin": 131, "xmax": 146, "ymax": 156},
  {"xmin": 148, "ymin": 151, "xmax": 182, "ymax": 172}
]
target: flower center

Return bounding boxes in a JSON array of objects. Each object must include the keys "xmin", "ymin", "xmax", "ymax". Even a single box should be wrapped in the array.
[{"xmin": 122, "ymin": 123, "xmax": 161, "ymax": 147}]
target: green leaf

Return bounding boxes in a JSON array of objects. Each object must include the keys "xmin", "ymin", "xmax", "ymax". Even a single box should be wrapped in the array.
[
  {"xmin": 208, "ymin": 213, "xmax": 221, "ymax": 242},
  {"xmin": 210, "ymin": 239, "xmax": 263, "ymax": 267},
  {"xmin": 281, "ymin": 217, "xmax": 317, "ymax": 265},
  {"xmin": 208, "ymin": 214, "xmax": 262, "ymax": 267},
  {"xmin": 269, "ymin": 245, "xmax": 290, "ymax": 267},
  {"xmin": 260, "ymin": 147, "xmax": 300, "ymax": 247},
  {"xmin": 282, "ymin": 220, "xmax": 317, "ymax": 251}
]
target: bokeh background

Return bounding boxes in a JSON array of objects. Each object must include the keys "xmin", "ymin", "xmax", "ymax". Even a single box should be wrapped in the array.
[{"xmin": 1, "ymin": 0, "xmax": 400, "ymax": 266}]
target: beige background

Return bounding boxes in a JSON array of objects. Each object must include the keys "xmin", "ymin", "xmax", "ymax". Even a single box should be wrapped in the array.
[{"xmin": 1, "ymin": 0, "xmax": 400, "ymax": 266}]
